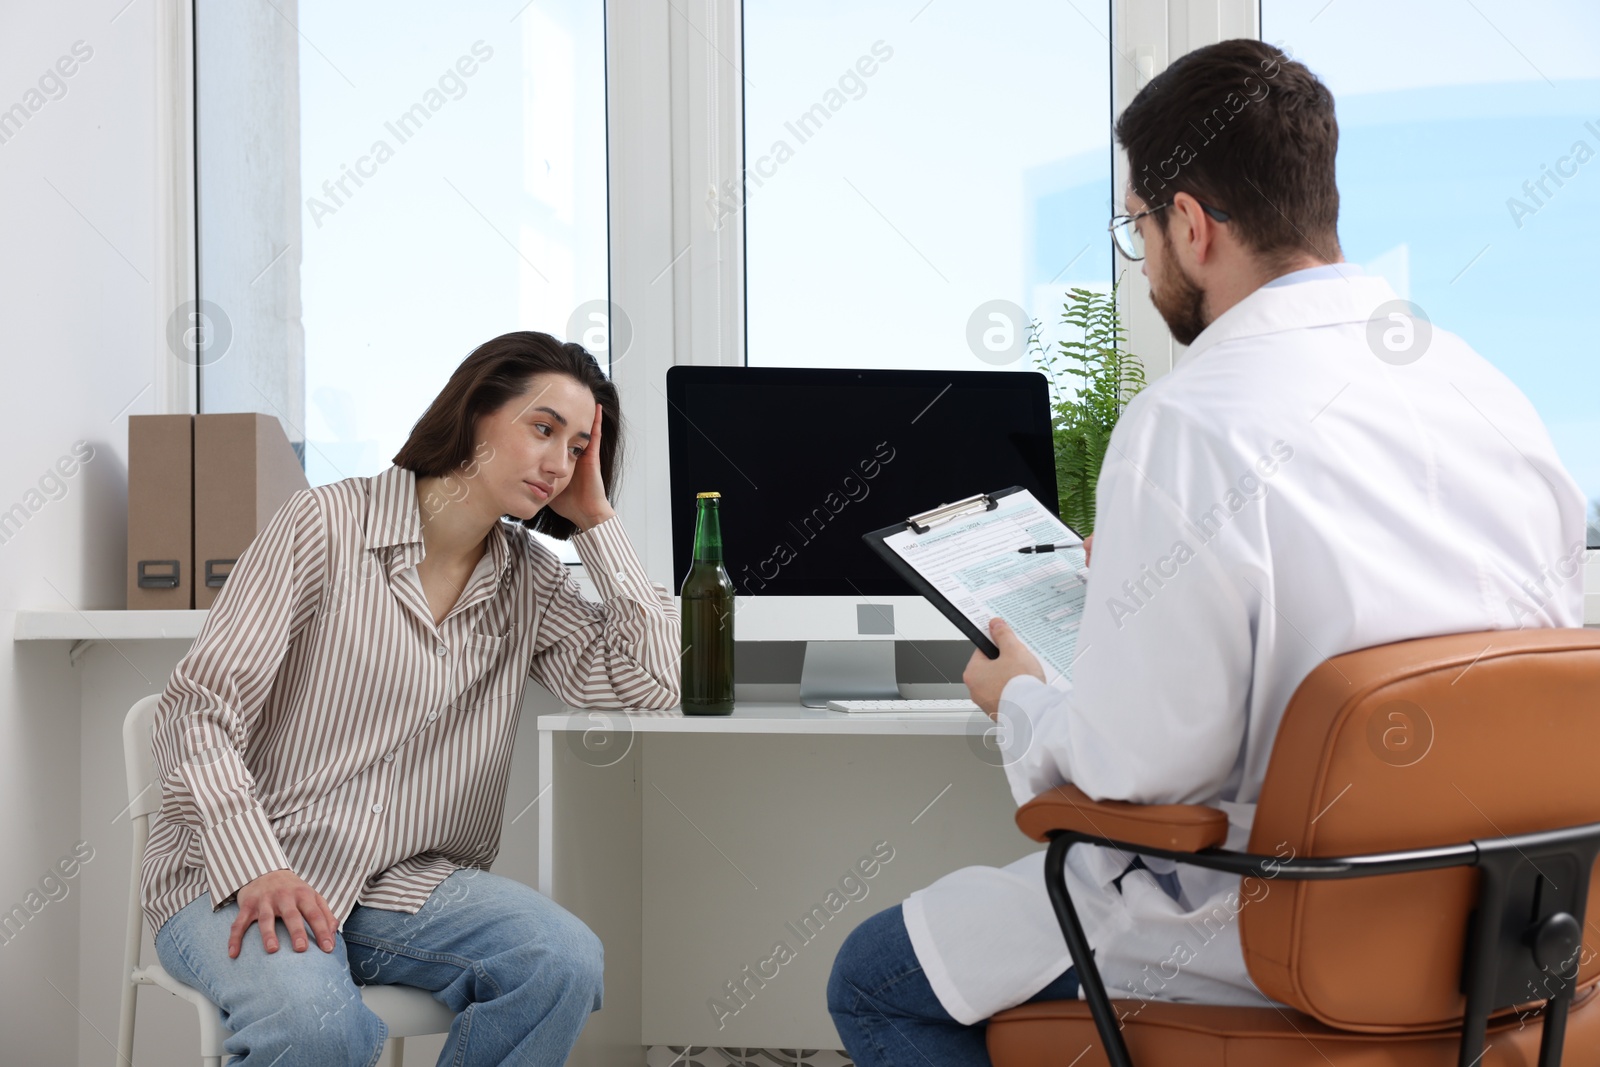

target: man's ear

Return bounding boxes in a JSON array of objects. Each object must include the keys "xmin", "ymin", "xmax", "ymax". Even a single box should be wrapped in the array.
[{"xmin": 1169, "ymin": 191, "xmax": 1218, "ymax": 265}]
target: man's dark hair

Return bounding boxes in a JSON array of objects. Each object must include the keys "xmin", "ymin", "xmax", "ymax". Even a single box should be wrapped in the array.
[
  {"xmin": 394, "ymin": 330, "xmax": 623, "ymax": 541},
  {"xmin": 1115, "ymin": 38, "xmax": 1342, "ymax": 265}
]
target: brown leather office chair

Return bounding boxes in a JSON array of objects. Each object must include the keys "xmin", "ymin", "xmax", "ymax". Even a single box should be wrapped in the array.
[{"xmin": 986, "ymin": 629, "xmax": 1600, "ymax": 1067}]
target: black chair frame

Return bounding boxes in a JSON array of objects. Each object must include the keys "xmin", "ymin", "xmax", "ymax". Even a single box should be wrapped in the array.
[{"xmin": 1037, "ymin": 821, "xmax": 1600, "ymax": 1067}]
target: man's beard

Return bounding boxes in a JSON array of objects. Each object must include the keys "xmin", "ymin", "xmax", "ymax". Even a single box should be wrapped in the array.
[{"xmin": 1151, "ymin": 250, "xmax": 1209, "ymax": 347}]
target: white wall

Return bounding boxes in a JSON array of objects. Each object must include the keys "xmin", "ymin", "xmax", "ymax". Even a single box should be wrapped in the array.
[{"xmin": 0, "ymin": 0, "xmax": 159, "ymax": 1062}]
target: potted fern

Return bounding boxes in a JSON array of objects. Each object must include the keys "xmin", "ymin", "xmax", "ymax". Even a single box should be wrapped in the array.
[{"xmin": 1028, "ymin": 272, "xmax": 1146, "ymax": 536}]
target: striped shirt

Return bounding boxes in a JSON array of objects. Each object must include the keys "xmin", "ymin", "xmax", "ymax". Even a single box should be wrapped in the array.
[{"xmin": 141, "ymin": 464, "xmax": 680, "ymax": 933}]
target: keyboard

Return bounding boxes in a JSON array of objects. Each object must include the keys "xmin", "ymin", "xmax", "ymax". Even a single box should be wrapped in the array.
[{"xmin": 826, "ymin": 698, "xmax": 981, "ymax": 715}]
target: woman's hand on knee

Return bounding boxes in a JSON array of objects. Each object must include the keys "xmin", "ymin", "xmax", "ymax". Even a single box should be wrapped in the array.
[{"xmin": 229, "ymin": 868, "xmax": 338, "ymax": 958}]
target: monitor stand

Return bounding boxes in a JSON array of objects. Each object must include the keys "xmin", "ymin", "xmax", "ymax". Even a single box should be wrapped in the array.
[{"xmin": 798, "ymin": 640, "xmax": 901, "ymax": 708}]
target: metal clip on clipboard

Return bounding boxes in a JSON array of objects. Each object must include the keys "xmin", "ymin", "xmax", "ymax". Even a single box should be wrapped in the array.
[{"xmin": 906, "ymin": 491, "xmax": 999, "ymax": 534}]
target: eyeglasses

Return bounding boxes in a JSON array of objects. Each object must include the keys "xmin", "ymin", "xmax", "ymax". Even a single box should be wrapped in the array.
[{"xmin": 1109, "ymin": 200, "xmax": 1231, "ymax": 261}]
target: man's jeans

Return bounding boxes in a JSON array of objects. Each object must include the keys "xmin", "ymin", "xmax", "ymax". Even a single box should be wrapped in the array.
[
  {"xmin": 830, "ymin": 860, "xmax": 1181, "ymax": 1066},
  {"xmin": 827, "ymin": 903, "xmax": 1079, "ymax": 1067},
  {"xmin": 153, "ymin": 869, "xmax": 602, "ymax": 1067}
]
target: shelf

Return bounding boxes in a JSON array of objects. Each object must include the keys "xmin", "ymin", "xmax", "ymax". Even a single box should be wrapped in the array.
[
  {"xmin": 14, "ymin": 597, "xmax": 1595, "ymax": 644},
  {"xmin": 13, "ymin": 609, "xmax": 208, "ymax": 641},
  {"xmin": 537, "ymin": 701, "xmax": 991, "ymax": 736}
]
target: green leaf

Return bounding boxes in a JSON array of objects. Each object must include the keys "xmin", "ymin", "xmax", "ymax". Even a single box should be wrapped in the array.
[{"xmin": 1031, "ymin": 271, "xmax": 1146, "ymax": 535}]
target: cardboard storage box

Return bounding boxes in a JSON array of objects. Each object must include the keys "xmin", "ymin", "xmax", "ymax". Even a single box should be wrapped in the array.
[
  {"xmin": 193, "ymin": 413, "xmax": 309, "ymax": 609},
  {"xmin": 126, "ymin": 415, "xmax": 194, "ymax": 610},
  {"xmin": 126, "ymin": 412, "xmax": 307, "ymax": 609}
]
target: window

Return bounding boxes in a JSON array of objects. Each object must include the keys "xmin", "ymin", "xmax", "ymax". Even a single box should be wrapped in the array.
[
  {"xmin": 1263, "ymin": 0, "xmax": 1600, "ymax": 545},
  {"xmin": 741, "ymin": 0, "xmax": 1113, "ymax": 372},
  {"xmin": 196, "ymin": 0, "xmax": 610, "ymax": 493}
]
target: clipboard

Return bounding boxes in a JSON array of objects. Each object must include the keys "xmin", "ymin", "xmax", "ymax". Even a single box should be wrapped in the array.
[{"xmin": 861, "ymin": 486, "xmax": 1084, "ymax": 666}]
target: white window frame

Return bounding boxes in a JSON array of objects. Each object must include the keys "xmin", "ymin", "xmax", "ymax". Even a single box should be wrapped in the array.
[
  {"xmin": 1114, "ymin": 0, "xmax": 1260, "ymax": 378},
  {"xmin": 604, "ymin": 0, "xmax": 1260, "ymax": 587},
  {"xmin": 154, "ymin": 0, "xmax": 198, "ymax": 418},
  {"xmin": 604, "ymin": 0, "xmax": 746, "ymax": 586},
  {"xmin": 158, "ymin": 0, "xmax": 1260, "ymax": 584},
  {"xmin": 161, "ymin": 0, "xmax": 1596, "ymax": 620}
]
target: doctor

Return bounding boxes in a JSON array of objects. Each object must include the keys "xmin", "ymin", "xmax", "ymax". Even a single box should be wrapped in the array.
[{"xmin": 828, "ymin": 38, "xmax": 1588, "ymax": 1065}]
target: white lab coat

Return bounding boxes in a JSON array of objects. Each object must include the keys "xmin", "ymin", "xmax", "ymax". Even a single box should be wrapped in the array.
[{"xmin": 903, "ymin": 268, "xmax": 1588, "ymax": 1025}]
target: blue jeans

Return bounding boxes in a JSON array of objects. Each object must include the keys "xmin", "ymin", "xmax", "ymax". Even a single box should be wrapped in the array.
[
  {"xmin": 826, "ymin": 903, "xmax": 1079, "ymax": 1067},
  {"xmin": 153, "ymin": 869, "xmax": 603, "ymax": 1067},
  {"xmin": 831, "ymin": 858, "xmax": 1183, "ymax": 1066}
]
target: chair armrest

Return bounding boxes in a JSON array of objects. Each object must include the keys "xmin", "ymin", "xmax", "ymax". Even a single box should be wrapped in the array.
[{"xmin": 1014, "ymin": 783, "xmax": 1230, "ymax": 852}]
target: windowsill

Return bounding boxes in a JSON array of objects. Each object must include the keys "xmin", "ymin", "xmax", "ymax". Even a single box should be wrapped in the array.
[
  {"xmin": 14, "ymin": 609, "xmax": 208, "ymax": 641},
  {"xmin": 13, "ymin": 559, "xmax": 1598, "ymax": 643},
  {"xmin": 1588, "ymin": 551, "xmax": 1600, "ymax": 625}
]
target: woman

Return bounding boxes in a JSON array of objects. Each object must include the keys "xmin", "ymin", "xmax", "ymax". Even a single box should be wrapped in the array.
[{"xmin": 141, "ymin": 331, "xmax": 680, "ymax": 1066}]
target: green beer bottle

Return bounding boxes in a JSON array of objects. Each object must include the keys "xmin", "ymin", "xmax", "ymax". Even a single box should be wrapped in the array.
[{"xmin": 680, "ymin": 492, "xmax": 735, "ymax": 714}]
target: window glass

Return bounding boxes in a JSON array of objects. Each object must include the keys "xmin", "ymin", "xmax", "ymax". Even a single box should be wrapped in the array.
[
  {"xmin": 1263, "ymin": 0, "xmax": 1600, "ymax": 544},
  {"xmin": 742, "ymin": 1, "xmax": 1114, "ymax": 374},
  {"xmin": 197, "ymin": 1, "xmax": 610, "ymax": 493}
]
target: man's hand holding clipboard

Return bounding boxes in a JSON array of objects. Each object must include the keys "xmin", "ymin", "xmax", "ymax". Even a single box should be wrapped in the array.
[
  {"xmin": 961, "ymin": 617, "xmax": 1046, "ymax": 719},
  {"xmin": 862, "ymin": 486, "xmax": 1089, "ymax": 717},
  {"xmin": 966, "ymin": 536, "xmax": 1095, "ymax": 718}
]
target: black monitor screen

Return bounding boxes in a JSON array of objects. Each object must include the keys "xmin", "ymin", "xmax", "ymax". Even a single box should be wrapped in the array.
[{"xmin": 665, "ymin": 366, "xmax": 1058, "ymax": 596}]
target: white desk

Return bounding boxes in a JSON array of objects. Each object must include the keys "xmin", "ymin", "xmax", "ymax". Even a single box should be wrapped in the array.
[{"xmin": 535, "ymin": 702, "xmax": 1040, "ymax": 1061}]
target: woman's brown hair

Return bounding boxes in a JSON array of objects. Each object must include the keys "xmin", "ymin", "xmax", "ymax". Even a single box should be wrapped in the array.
[{"xmin": 393, "ymin": 330, "xmax": 622, "ymax": 541}]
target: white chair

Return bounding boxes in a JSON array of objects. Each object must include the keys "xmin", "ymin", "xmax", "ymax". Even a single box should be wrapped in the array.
[{"xmin": 116, "ymin": 694, "xmax": 456, "ymax": 1066}]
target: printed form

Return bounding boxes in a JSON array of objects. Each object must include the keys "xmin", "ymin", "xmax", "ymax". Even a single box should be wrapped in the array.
[{"xmin": 884, "ymin": 490, "xmax": 1086, "ymax": 686}]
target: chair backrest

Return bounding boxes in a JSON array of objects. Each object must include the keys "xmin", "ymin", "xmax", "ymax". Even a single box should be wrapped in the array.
[
  {"xmin": 123, "ymin": 694, "xmax": 165, "ymax": 838},
  {"xmin": 1242, "ymin": 628, "xmax": 1600, "ymax": 1033}
]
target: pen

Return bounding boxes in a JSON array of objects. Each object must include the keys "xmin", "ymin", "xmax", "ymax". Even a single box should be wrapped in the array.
[{"xmin": 1018, "ymin": 543, "xmax": 1077, "ymax": 554}]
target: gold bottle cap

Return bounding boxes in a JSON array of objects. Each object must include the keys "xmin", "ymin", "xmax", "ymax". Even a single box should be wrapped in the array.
[{"xmin": 696, "ymin": 491, "xmax": 721, "ymax": 498}]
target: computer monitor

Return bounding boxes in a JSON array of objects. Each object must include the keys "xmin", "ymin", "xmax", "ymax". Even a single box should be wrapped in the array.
[{"xmin": 665, "ymin": 366, "xmax": 1058, "ymax": 704}]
